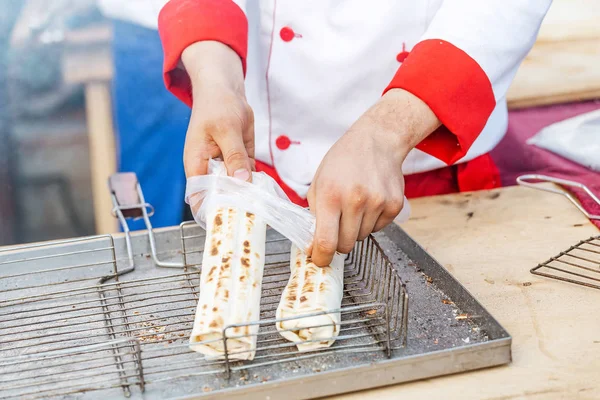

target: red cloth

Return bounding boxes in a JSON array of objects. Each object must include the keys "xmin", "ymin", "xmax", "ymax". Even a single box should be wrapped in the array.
[
  {"xmin": 405, "ymin": 153, "xmax": 501, "ymax": 198},
  {"xmin": 384, "ymin": 39, "xmax": 496, "ymax": 165},
  {"xmin": 491, "ymin": 100, "xmax": 600, "ymax": 228},
  {"xmin": 158, "ymin": 0, "xmax": 248, "ymax": 108},
  {"xmin": 257, "ymin": 154, "xmax": 500, "ymax": 205}
]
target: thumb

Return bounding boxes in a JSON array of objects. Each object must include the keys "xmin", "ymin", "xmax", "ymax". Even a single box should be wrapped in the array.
[{"xmin": 214, "ymin": 131, "xmax": 253, "ymax": 182}]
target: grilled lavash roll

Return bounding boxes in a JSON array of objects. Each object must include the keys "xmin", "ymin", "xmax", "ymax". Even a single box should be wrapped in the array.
[
  {"xmin": 276, "ymin": 245, "xmax": 345, "ymax": 352},
  {"xmin": 189, "ymin": 205, "xmax": 266, "ymax": 360}
]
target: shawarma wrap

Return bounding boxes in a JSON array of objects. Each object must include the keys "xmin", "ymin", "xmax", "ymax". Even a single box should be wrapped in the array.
[
  {"xmin": 276, "ymin": 245, "xmax": 345, "ymax": 352},
  {"xmin": 189, "ymin": 205, "xmax": 266, "ymax": 360}
]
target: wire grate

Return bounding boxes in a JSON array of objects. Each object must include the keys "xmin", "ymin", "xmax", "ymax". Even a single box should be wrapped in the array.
[
  {"xmin": 531, "ymin": 235, "xmax": 600, "ymax": 290},
  {"xmin": 0, "ymin": 223, "xmax": 408, "ymax": 399}
]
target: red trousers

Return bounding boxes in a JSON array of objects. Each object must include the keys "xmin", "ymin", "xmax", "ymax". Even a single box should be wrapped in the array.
[{"xmin": 256, "ymin": 153, "xmax": 501, "ymax": 206}]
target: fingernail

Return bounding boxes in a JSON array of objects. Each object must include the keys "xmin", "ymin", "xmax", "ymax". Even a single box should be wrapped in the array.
[{"xmin": 233, "ymin": 168, "xmax": 251, "ymax": 181}]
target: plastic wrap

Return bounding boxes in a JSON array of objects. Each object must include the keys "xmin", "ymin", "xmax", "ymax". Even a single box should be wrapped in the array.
[{"xmin": 185, "ymin": 160, "xmax": 411, "ymax": 252}]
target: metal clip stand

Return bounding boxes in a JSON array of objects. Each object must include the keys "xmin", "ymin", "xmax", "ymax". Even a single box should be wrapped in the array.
[
  {"xmin": 109, "ymin": 173, "xmax": 185, "ymax": 277},
  {"xmin": 516, "ymin": 174, "xmax": 600, "ymax": 220}
]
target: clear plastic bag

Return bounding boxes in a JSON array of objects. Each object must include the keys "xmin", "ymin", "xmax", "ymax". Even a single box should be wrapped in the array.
[
  {"xmin": 185, "ymin": 159, "xmax": 411, "ymax": 252},
  {"xmin": 527, "ymin": 109, "xmax": 600, "ymax": 172}
]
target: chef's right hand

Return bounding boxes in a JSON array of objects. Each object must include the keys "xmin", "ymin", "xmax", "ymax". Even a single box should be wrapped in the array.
[{"xmin": 181, "ymin": 41, "xmax": 255, "ymax": 182}]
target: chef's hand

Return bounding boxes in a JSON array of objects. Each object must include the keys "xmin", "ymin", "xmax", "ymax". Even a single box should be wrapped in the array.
[
  {"xmin": 181, "ymin": 41, "xmax": 254, "ymax": 181},
  {"xmin": 308, "ymin": 89, "xmax": 441, "ymax": 266}
]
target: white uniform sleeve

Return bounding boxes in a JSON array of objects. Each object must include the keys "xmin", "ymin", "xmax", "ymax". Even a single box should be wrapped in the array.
[
  {"xmin": 421, "ymin": 0, "xmax": 553, "ymax": 101},
  {"xmin": 384, "ymin": 0, "xmax": 552, "ymax": 164}
]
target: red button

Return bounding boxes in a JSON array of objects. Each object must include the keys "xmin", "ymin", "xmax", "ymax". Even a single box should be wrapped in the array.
[
  {"xmin": 396, "ymin": 51, "xmax": 409, "ymax": 62},
  {"xmin": 396, "ymin": 42, "xmax": 409, "ymax": 63},
  {"xmin": 280, "ymin": 27, "xmax": 295, "ymax": 42},
  {"xmin": 275, "ymin": 135, "xmax": 301, "ymax": 150},
  {"xmin": 276, "ymin": 135, "xmax": 292, "ymax": 150}
]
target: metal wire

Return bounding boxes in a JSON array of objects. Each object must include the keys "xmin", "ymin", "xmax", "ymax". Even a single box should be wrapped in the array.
[
  {"xmin": 0, "ymin": 222, "xmax": 408, "ymax": 399},
  {"xmin": 516, "ymin": 174, "xmax": 600, "ymax": 220},
  {"xmin": 531, "ymin": 235, "xmax": 600, "ymax": 290}
]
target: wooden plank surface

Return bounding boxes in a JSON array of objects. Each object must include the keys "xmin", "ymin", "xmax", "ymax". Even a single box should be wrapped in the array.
[
  {"xmin": 507, "ymin": 0, "xmax": 600, "ymax": 109},
  {"xmin": 507, "ymin": 39, "xmax": 600, "ymax": 109},
  {"xmin": 333, "ymin": 184, "xmax": 600, "ymax": 399}
]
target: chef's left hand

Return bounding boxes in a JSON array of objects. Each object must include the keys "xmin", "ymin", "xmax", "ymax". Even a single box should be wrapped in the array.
[{"xmin": 308, "ymin": 88, "xmax": 441, "ymax": 266}]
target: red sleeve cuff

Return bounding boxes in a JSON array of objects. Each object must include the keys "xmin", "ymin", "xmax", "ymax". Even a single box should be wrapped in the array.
[
  {"xmin": 384, "ymin": 39, "xmax": 496, "ymax": 165},
  {"xmin": 158, "ymin": 0, "xmax": 248, "ymax": 107}
]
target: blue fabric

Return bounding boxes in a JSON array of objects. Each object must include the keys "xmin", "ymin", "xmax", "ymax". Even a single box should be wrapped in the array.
[{"xmin": 112, "ymin": 21, "xmax": 190, "ymax": 230}]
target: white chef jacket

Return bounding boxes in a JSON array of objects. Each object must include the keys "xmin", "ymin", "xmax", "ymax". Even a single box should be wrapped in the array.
[{"xmin": 99, "ymin": 0, "xmax": 552, "ymax": 199}]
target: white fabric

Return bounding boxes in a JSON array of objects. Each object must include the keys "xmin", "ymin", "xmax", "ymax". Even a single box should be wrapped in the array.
[
  {"xmin": 99, "ymin": 0, "xmax": 552, "ymax": 197},
  {"xmin": 528, "ymin": 109, "xmax": 600, "ymax": 172}
]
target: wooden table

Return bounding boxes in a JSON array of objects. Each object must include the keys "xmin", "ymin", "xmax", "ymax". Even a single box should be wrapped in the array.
[{"xmin": 331, "ymin": 184, "xmax": 600, "ymax": 400}]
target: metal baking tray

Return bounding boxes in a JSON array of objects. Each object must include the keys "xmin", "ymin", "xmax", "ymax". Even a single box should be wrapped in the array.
[{"xmin": 0, "ymin": 176, "xmax": 511, "ymax": 400}]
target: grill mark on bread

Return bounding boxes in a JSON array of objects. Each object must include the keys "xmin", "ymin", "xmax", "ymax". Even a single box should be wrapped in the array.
[
  {"xmin": 211, "ymin": 212, "xmax": 223, "ymax": 235},
  {"xmin": 245, "ymin": 213, "xmax": 255, "ymax": 232}
]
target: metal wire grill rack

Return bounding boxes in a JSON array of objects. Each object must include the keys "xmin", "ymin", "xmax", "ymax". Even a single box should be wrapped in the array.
[
  {"xmin": 0, "ymin": 221, "xmax": 408, "ymax": 399},
  {"xmin": 531, "ymin": 235, "xmax": 600, "ymax": 290}
]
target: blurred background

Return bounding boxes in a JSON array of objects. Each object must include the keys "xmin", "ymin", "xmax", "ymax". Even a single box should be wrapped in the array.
[
  {"xmin": 0, "ymin": 0, "xmax": 191, "ymax": 245},
  {"xmin": 0, "ymin": 0, "xmax": 599, "ymax": 246}
]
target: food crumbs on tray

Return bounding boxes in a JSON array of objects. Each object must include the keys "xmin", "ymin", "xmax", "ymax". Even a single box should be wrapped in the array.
[
  {"xmin": 434, "ymin": 338, "xmax": 439, "ymax": 344},
  {"xmin": 522, "ymin": 282, "xmax": 532, "ymax": 287},
  {"xmin": 202, "ymin": 386, "xmax": 212, "ymax": 393},
  {"xmin": 455, "ymin": 314, "xmax": 469, "ymax": 320},
  {"xmin": 441, "ymin": 299, "xmax": 453, "ymax": 305},
  {"xmin": 366, "ymin": 309, "xmax": 377, "ymax": 315},
  {"xmin": 426, "ymin": 276, "xmax": 433, "ymax": 284},
  {"xmin": 484, "ymin": 278, "xmax": 495, "ymax": 285}
]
